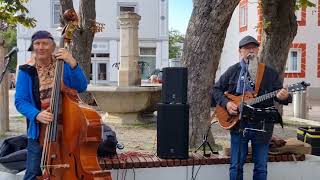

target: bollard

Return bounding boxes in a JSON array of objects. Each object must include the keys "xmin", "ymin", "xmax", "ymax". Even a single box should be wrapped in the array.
[{"xmin": 293, "ymin": 91, "xmax": 307, "ymax": 119}]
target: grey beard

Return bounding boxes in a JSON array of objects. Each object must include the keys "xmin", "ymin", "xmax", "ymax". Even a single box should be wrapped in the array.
[{"xmin": 248, "ymin": 57, "xmax": 258, "ymax": 84}]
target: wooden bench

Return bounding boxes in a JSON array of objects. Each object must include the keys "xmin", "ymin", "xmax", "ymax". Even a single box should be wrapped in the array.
[{"xmin": 99, "ymin": 152, "xmax": 305, "ymax": 170}]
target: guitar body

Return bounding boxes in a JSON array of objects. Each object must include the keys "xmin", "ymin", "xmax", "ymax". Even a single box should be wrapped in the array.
[{"xmin": 215, "ymin": 92, "xmax": 254, "ymax": 129}]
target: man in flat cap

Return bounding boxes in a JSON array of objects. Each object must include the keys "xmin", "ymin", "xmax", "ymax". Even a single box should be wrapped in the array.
[
  {"xmin": 15, "ymin": 30, "xmax": 88, "ymax": 180},
  {"xmin": 213, "ymin": 36, "xmax": 291, "ymax": 180}
]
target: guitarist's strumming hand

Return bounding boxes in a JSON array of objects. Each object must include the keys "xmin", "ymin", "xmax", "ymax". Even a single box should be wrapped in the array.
[
  {"xmin": 276, "ymin": 85, "xmax": 289, "ymax": 101},
  {"xmin": 226, "ymin": 102, "xmax": 238, "ymax": 115}
]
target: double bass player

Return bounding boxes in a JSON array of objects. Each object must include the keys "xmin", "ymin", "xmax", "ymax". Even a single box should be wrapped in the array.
[{"xmin": 15, "ymin": 30, "xmax": 88, "ymax": 180}]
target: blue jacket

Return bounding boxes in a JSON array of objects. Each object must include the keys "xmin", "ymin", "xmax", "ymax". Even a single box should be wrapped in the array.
[{"xmin": 15, "ymin": 63, "xmax": 88, "ymax": 139}]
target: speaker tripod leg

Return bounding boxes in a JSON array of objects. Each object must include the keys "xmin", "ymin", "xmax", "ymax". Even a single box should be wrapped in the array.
[
  {"xmin": 194, "ymin": 135, "xmax": 210, "ymax": 156},
  {"xmin": 206, "ymin": 141, "xmax": 218, "ymax": 154},
  {"xmin": 194, "ymin": 139, "xmax": 206, "ymax": 153}
]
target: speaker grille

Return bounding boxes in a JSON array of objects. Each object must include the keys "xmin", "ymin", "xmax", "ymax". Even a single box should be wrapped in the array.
[
  {"xmin": 157, "ymin": 103, "xmax": 189, "ymax": 159},
  {"xmin": 161, "ymin": 67, "xmax": 188, "ymax": 104}
]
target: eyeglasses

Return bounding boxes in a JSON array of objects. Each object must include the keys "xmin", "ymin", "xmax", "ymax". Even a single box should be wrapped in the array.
[{"xmin": 242, "ymin": 45, "xmax": 258, "ymax": 50}]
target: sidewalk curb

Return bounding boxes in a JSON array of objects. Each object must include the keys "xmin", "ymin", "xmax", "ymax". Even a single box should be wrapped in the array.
[{"xmin": 283, "ymin": 116, "xmax": 320, "ymax": 127}]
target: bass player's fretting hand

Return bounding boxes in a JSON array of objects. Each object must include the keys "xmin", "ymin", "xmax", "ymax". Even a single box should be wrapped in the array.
[
  {"xmin": 226, "ymin": 101, "xmax": 238, "ymax": 115},
  {"xmin": 54, "ymin": 48, "xmax": 77, "ymax": 69}
]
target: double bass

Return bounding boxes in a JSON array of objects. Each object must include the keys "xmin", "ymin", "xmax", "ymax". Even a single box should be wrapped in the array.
[{"xmin": 38, "ymin": 9, "xmax": 112, "ymax": 180}]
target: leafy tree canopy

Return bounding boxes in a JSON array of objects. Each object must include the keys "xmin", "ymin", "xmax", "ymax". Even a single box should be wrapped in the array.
[
  {"xmin": 0, "ymin": 0, "xmax": 36, "ymax": 31},
  {"xmin": 0, "ymin": 28, "xmax": 17, "ymax": 72},
  {"xmin": 296, "ymin": 0, "xmax": 316, "ymax": 9},
  {"xmin": 169, "ymin": 29, "xmax": 184, "ymax": 59}
]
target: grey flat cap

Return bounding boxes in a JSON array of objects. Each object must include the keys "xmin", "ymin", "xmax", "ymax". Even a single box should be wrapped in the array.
[{"xmin": 239, "ymin": 36, "xmax": 259, "ymax": 48}]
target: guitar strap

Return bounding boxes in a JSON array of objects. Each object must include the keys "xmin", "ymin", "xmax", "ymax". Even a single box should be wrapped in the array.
[{"xmin": 254, "ymin": 63, "xmax": 265, "ymax": 97}]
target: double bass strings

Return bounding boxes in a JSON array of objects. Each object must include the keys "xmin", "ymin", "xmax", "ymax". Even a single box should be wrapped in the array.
[{"xmin": 40, "ymin": 59, "xmax": 64, "ymax": 172}]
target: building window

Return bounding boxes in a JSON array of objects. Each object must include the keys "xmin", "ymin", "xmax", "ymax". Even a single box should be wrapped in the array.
[
  {"xmin": 318, "ymin": 44, "xmax": 320, "ymax": 78},
  {"xmin": 118, "ymin": 2, "xmax": 138, "ymax": 15},
  {"xmin": 139, "ymin": 48, "xmax": 156, "ymax": 79},
  {"xmin": 285, "ymin": 49, "xmax": 301, "ymax": 73},
  {"xmin": 51, "ymin": 1, "xmax": 60, "ymax": 27},
  {"xmin": 98, "ymin": 63, "xmax": 108, "ymax": 80},
  {"xmin": 91, "ymin": 53, "xmax": 110, "ymax": 83},
  {"xmin": 117, "ymin": 2, "xmax": 138, "ymax": 28},
  {"xmin": 296, "ymin": 7, "xmax": 306, "ymax": 26},
  {"xmin": 318, "ymin": 0, "xmax": 320, "ymax": 26},
  {"xmin": 239, "ymin": 0, "xmax": 248, "ymax": 32},
  {"xmin": 295, "ymin": 8, "xmax": 302, "ymax": 21},
  {"xmin": 90, "ymin": 63, "xmax": 93, "ymax": 80},
  {"xmin": 120, "ymin": 6, "xmax": 135, "ymax": 14},
  {"xmin": 284, "ymin": 43, "xmax": 306, "ymax": 78}
]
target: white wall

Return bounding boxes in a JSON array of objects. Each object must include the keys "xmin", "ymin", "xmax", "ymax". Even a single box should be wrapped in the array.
[
  {"xmin": 218, "ymin": 2, "xmax": 259, "ymax": 79},
  {"xmin": 218, "ymin": 1, "xmax": 320, "ymax": 98},
  {"xmin": 283, "ymin": 3, "xmax": 320, "ymax": 99},
  {"xmin": 7, "ymin": 155, "xmax": 320, "ymax": 180},
  {"xmin": 106, "ymin": 157, "xmax": 320, "ymax": 180}
]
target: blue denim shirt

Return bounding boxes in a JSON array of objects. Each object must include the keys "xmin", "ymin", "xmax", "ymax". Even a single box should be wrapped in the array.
[{"xmin": 15, "ymin": 63, "xmax": 88, "ymax": 139}]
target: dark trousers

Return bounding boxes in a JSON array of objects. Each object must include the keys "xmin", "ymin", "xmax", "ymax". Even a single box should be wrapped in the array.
[
  {"xmin": 229, "ymin": 130, "xmax": 269, "ymax": 180},
  {"xmin": 24, "ymin": 138, "xmax": 42, "ymax": 180}
]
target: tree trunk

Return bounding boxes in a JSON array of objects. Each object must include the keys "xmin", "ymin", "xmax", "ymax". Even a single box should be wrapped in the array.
[
  {"xmin": 0, "ymin": 38, "xmax": 9, "ymax": 134},
  {"xmin": 181, "ymin": 0, "xmax": 240, "ymax": 148},
  {"xmin": 259, "ymin": 0, "xmax": 298, "ymax": 115},
  {"xmin": 259, "ymin": 0, "xmax": 298, "ymax": 74},
  {"xmin": 60, "ymin": 0, "xmax": 96, "ymax": 105}
]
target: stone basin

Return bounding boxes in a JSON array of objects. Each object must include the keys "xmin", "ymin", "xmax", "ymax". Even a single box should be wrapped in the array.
[{"xmin": 87, "ymin": 84, "xmax": 161, "ymax": 124}]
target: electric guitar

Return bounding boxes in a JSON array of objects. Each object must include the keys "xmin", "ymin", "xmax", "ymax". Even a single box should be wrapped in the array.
[{"xmin": 215, "ymin": 81, "xmax": 310, "ymax": 130}]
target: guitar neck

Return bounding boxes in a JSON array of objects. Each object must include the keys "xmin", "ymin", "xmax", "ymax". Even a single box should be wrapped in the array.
[{"xmin": 245, "ymin": 89, "xmax": 281, "ymax": 106}]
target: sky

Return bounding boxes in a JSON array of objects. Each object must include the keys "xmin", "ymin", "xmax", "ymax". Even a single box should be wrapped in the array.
[{"xmin": 169, "ymin": 0, "xmax": 193, "ymax": 35}]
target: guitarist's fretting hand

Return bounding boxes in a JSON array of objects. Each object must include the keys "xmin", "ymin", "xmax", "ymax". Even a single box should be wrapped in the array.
[
  {"xmin": 276, "ymin": 85, "xmax": 289, "ymax": 101},
  {"xmin": 226, "ymin": 102, "xmax": 238, "ymax": 115}
]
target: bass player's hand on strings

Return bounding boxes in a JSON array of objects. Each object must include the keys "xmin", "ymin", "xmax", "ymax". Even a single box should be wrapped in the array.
[
  {"xmin": 226, "ymin": 101, "xmax": 238, "ymax": 115},
  {"xmin": 36, "ymin": 109, "xmax": 53, "ymax": 124},
  {"xmin": 54, "ymin": 48, "xmax": 77, "ymax": 69}
]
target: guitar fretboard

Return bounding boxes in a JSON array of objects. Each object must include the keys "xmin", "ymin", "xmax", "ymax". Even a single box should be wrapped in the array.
[
  {"xmin": 241, "ymin": 81, "xmax": 308, "ymax": 106},
  {"xmin": 245, "ymin": 90, "xmax": 280, "ymax": 105}
]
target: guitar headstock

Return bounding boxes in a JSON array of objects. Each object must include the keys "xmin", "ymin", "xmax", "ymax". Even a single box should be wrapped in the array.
[{"xmin": 288, "ymin": 81, "xmax": 310, "ymax": 93}]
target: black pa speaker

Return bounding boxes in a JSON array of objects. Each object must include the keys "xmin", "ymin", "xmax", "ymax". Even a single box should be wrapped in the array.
[
  {"xmin": 161, "ymin": 67, "xmax": 188, "ymax": 104},
  {"xmin": 157, "ymin": 103, "xmax": 189, "ymax": 159}
]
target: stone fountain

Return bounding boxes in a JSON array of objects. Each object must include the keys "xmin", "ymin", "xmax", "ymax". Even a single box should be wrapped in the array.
[{"xmin": 87, "ymin": 12, "xmax": 161, "ymax": 124}]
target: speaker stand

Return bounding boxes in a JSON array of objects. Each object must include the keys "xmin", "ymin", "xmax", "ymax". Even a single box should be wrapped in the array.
[{"xmin": 194, "ymin": 121, "xmax": 218, "ymax": 157}]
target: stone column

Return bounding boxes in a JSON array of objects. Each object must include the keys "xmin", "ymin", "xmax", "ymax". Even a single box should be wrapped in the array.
[{"xmin": 118, "ymin": 12, "xmax": 141, "ymax": 86}]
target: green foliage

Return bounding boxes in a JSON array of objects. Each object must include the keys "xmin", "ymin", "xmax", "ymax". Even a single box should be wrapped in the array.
[
  {"xmin": 0, "ymin": 0, "xmax": 36, "ymax": 31},
  {"xmin": 169, "ymin": 29, "xmax": 184, "ymax": 59},
  {"xmin": 296, "ymin": 0, "xmax": 316, "ymax": 9},
  {"xmin": 0, "ymin": 28, "xmax": 17, "ymax": 72}
]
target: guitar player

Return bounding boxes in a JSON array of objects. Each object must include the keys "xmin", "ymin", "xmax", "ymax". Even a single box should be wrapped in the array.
[{"xmin": 212, "ymin": 36, "xmax": 292, "ymax": 180}]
